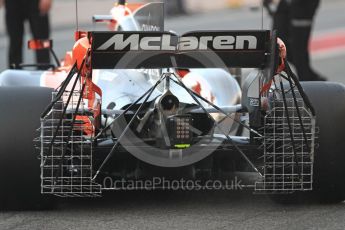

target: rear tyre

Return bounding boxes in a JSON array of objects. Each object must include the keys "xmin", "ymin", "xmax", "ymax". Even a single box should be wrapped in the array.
[
  {"xmin": 270, "ymin": 82, "xmax": 345, "ymax": 204},
  {"xmin": 302, "ymin": 82, "xmax": 345, "ymax": 203},
  {"xmin": 0, "ymin": 86, "xmax": 56, "ymax": 210}
]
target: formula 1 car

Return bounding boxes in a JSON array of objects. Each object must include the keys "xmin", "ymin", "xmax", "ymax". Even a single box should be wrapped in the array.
[{"xmin": 1, "ymin": 1, "xmax": 345, "ymax": 210}]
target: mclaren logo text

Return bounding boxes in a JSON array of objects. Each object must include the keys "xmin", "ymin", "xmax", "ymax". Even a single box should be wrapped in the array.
[{"xmin": 96, "ymin": 34, "xmax": 258, "ymax": 51}]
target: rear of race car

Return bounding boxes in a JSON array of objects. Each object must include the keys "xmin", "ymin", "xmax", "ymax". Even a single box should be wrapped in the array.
[
  {"xmin": 1, "ymin": 1, "xmax": 345, "ymax": 210},
  {"xmin": 37, "ymin": 30, "xmax": 315, "ymax": 196}
]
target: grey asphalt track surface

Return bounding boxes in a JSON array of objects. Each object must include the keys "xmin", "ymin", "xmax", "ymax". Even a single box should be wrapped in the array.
[
  {"xmin": 1, "ymin": 1, "xmax": 345, "ymax": 229},
  {"xmin": 1, "ymin": 190, "xmax": 345, "ymax": 230}
]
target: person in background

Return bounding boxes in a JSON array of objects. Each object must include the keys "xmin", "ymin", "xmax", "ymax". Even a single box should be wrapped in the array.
[
  {"xmin": 165, "ymin": 0, "xmax": 187, "ymax": 16},
  {"xmin": 1, "ymin": 0, "xmax": 52, "ymax": 69},
  {"xmin": 176, "ymin": 0, "xmax": 187, "ymax": 15},
  {"xmin": 269, "ymin": 0, "xmax": 326, "ymax": 81}
]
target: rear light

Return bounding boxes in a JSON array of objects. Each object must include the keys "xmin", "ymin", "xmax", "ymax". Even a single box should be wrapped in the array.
[{"xmin": 167, "ymin": 115, "xmax": 193, "ymax": 149}]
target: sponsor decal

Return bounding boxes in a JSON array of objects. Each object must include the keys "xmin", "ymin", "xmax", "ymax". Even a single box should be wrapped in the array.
[
  {"xmin": 96, "ymin": 34, "xmax": 258, "ymax": 51},
  {"xmin": 141, "ymin": 24, "xmax": 161, "ymax": 32}
]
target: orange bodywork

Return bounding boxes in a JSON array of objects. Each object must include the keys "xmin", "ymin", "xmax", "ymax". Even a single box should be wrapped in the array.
[
  {"xmin": 108, "ymin": 3, "xmax": 144, "ymax": 30},
  {"xmin": 123, "ymin": 3, "xmax": 144, "ymax": 13},
  {"xmin": 76, "ymin": 115, "xmax": 94, "ymax": 136},
  {"xmin": 41, "ymin": 33, "xmax": 103, "ymax": 136},
  {"xmin": 72, "ymin": 35, "xmax": 102, "ymax": 133},
  {"xmin": 260, "ymin": 37, "xmax": 288, "ymax": 95}
]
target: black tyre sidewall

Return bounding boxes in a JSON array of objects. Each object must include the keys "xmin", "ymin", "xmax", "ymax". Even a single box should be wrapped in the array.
[
  {"xmin": 301, "ymin": 82, "xmax": 345, "ymax": 203},
  {"xmin": 0, "ymin": 86, "xmax": 54, "ymax": 210}
]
